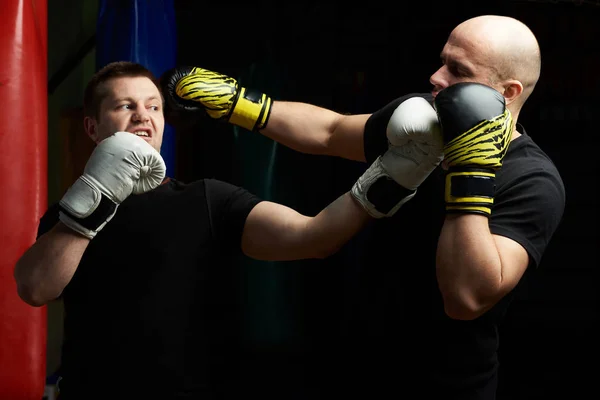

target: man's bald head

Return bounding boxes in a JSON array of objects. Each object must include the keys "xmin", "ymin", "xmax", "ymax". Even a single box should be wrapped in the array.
[{"xmin": 453, "ymin": 15, "xmax": 541, "ymax": 103}]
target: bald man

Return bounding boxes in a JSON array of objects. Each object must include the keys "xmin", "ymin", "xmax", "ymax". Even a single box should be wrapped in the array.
[{"xmin": 163, "ymin": 15, "xmax": 565, "ymax": 400}]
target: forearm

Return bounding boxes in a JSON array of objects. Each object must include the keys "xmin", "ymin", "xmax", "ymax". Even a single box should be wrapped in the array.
[
  {"xmin": 164, "ymin": 67, "xmax": 371, "ymax": 161},
  {"xmin": 436, "ymin": 214, "xmax": 503, "ymax": 319},
  {"xmin": 260, "ymin": 101, "xmax": 342, "ymax": 155},
  {"xmin": 303, "ymin": 192, "xmax": 372, "ymax": 258},
  {"xmin": 14, "ymin": 222, "xmax": 89, "ymax": 306},
  {"xmin": 260, "ymin": 101, "xmax": 368, "ymax": 162},
  {"xmin": 242, "ymin": 192, "xmax": 372, "ymax": 261}
]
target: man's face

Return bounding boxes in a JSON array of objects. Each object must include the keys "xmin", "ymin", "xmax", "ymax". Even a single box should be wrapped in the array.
[
  {"xmin": 85, "ymin": 76, "xmax": 165, "ymax": 152},
  {"xmin": 429, "ymin": 30, "xmax": 499, "ymax": 99}
]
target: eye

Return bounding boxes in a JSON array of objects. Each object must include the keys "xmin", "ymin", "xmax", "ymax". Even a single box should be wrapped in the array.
[
  {"xmin": 149, "ymin": 105, "xmax": 160, "ymax": 111},
  {"xmin": 447, "ymin": 63, "xmax": 469, "ymax": 78},
  {"xmin": 118, "ymin": 104, "xmax": 132, "ymax": 110},
  {"xmin": 450, "ymin": 67, "xmax": 464, "ymax": 77}
]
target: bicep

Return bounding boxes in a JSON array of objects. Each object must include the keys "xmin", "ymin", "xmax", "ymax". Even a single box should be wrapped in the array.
[
  {"xmin": 241, "ymin": 201, "xmax": 309, "ymax": 261},
  {"xmin": 489, "ymin": 167, "xmax": 566, "ymax": 295},
  {"xmin": 493, "ymin": 234, "xmax": 530, "ymax": 298}
]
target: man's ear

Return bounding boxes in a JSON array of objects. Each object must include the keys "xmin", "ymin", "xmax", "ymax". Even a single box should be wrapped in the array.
[
  {"xmin": 83, "ymin": 116, "xmax": 99, "ymax": 142},
  {"xmin": 502, "ymin": 80, "xmax": 523, "ymax": 105}
]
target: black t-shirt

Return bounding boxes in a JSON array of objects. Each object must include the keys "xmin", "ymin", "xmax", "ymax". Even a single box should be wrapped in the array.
[
  {"xmin": 345, "ymin": 93, "xmax": 566, "ymax": 399},
  {"xmin": 40, "ymin": 178, "xmax": 261, "ymax": 399}
]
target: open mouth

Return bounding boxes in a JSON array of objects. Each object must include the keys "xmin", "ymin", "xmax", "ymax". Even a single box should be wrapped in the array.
[{"xmin": 130, "ymin": 128, "xmax": 152, "ymax": 138}]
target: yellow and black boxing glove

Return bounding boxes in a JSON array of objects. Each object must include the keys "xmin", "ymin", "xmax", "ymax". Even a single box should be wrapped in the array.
[
  {"xmin": 160, "ymin": 66, "xmax": 272, "ymax": 132},
  {"xmin": 434, "ymin": 83, "xmax": 513, "ymax": 216}
]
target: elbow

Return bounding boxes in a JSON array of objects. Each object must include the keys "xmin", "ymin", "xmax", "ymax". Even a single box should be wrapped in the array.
[
  {"xmin": 16, "ymin": 282, "xmax": 50, "ymax": 307},
  {"xmin": 14, "ymin": 263, "xmax": 48, "ymax": 307},
  {"xmin": 15, "ymin": 270, "xmax": 57, "ymax": 307},
  {"xmin": 440, "ymin": 290, "xmax": 495, "ymax": 321},
  {"xmin": 443, "ymin": 300, "xmax": 485, "ymax": 321},
  {"xmin": 437, "ymin": 269, "xmax": 505, "ymax": 320}
]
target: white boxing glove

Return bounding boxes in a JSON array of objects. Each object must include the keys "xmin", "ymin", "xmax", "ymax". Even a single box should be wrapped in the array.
[
  {"xmin": 59, "ymin": 132, "xmax": 166, "ymax": 239},
  {"xmin": 352, "ymin": 97, "xmax": 444, "ymax": 218}
]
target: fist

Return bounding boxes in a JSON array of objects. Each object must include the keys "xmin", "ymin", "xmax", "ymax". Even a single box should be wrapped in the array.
[
  {"xmin": 59, "ymin": 132, "xmax": 166, "ymax": 238},
  {"xmin": 160, "ymin": 66, "xmax": 272, "ymax": 131},
  {"xmin": 384, "ymin": 97, "xmax": 444, "ymax": 190},
  {"xmin": 435, "ymin": 83, "xmax": 513, "ymax": 170}
]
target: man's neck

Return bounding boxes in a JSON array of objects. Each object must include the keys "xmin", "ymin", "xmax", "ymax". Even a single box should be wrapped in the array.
[{"xmin": 511, "ymin": 120, "xmax": 521, "ymax": 141}]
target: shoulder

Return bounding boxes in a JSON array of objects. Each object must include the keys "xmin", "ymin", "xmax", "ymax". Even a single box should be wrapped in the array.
[
  {"xmin": 202, "ymin": 178, "xmax": 263, "ymax": 209},
  {"xmin": 499, "ymin": 132, "xmax": 565, "ymax": 196},
  {"xmin": 203, "ymin": 178, "xmax": 248, "ymax": 197},
  {"xmin": 150, "ymin": 177, "xmax": 262, "ymax": 208},
  {"xmin": 491, "ymin": 131, "xmax": 566, "ymax": 266}
]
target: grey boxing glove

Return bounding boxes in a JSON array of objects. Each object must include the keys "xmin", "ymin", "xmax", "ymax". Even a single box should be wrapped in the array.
[
  {"xmin": 352, "ymin": 97, "xmax": 444, "ymax": 218},
  {"xmin": 59, "ymin": 132, "xmax": 166, "ymax": 239}
]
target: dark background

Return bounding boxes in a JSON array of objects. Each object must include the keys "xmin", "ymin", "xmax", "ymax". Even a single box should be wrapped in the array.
[{"xmin": 170, "ymin": 1, "xmax": 597, "ymax": 398}]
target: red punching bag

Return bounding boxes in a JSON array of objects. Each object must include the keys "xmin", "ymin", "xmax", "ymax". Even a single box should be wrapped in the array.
[{"xmin": 0, "ymin": 0, "xmax": 48, "ymax": 399}]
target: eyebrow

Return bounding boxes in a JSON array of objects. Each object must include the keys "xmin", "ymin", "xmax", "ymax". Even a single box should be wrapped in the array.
[
  {"xmin": 440, "ymin": 53, "xmax": 474, "ymax": 75},
  {"xmin": 112, "ymin": 96, "xmax": 161, "ymax": 103}
]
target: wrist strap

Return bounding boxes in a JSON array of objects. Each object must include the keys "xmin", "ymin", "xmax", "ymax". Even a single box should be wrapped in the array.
[
  {"xmin": 229, "ymin": 87, "xmax": 273, "ymax": 131},
  {"xmin": 59, "ymin": 194, "xmax": 118, "ymax": 232},
  {"xmin": 352, "ymin": 156, "xmax": 416, "ymax": 218},
  {"xmin": 445, "ymin": 168, "xmax": 495, "ymax": 216},
  {"xmin": 367, "ymin": 176, "xmax": 415, "ymax": 216}
]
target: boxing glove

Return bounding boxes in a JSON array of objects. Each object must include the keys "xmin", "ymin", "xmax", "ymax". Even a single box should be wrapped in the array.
[
  {"xmin": 352, "ymin": 97, "xmax": 444, "ymax": 218},
  {"xmin": 434, "ymin": 83, "xmax": 513, "ymax": 216},
  {"xmin": 59, "ymin": 132, "xmax": 166, "ymax": 239},
  {"xmin": 161, "ymin": 66, "xmax": 272, "ymax": 132}
]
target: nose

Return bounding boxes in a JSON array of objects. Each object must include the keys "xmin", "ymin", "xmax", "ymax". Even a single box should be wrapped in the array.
[
  {"xmin": 430, "ymin": 66, "xmax": 448, "ymax": 90},
  {"xmin": 132, "ymin": 108, "xmax": 150, "ymax": 123}
]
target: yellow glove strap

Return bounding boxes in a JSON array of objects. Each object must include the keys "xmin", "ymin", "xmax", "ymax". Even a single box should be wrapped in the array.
[
  {"xmin": 229, "ymin": 87, "xmax": 273, "ymax": 131},
  {"xmin": 444, "ymin": 170, "xmax": 495, "ymax": 216}
]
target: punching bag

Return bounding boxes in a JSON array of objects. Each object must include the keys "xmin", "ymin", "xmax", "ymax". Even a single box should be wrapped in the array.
[
  {"xmin": 95, "ymin": 0, "xmax": 177, "ymax": 176},
  {"xmin": 0, "ymin": 0, "xmax": 48, "ymax": 399}
]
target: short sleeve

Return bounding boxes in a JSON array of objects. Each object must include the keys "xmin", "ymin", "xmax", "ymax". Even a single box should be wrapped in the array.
[
  {"xmin": 204, "ymin": 179, "xmax": 263, "ymax": 251},
  {"xmin": 489, "ymin": 168, "xmax": 566, "ymax": 268}
]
